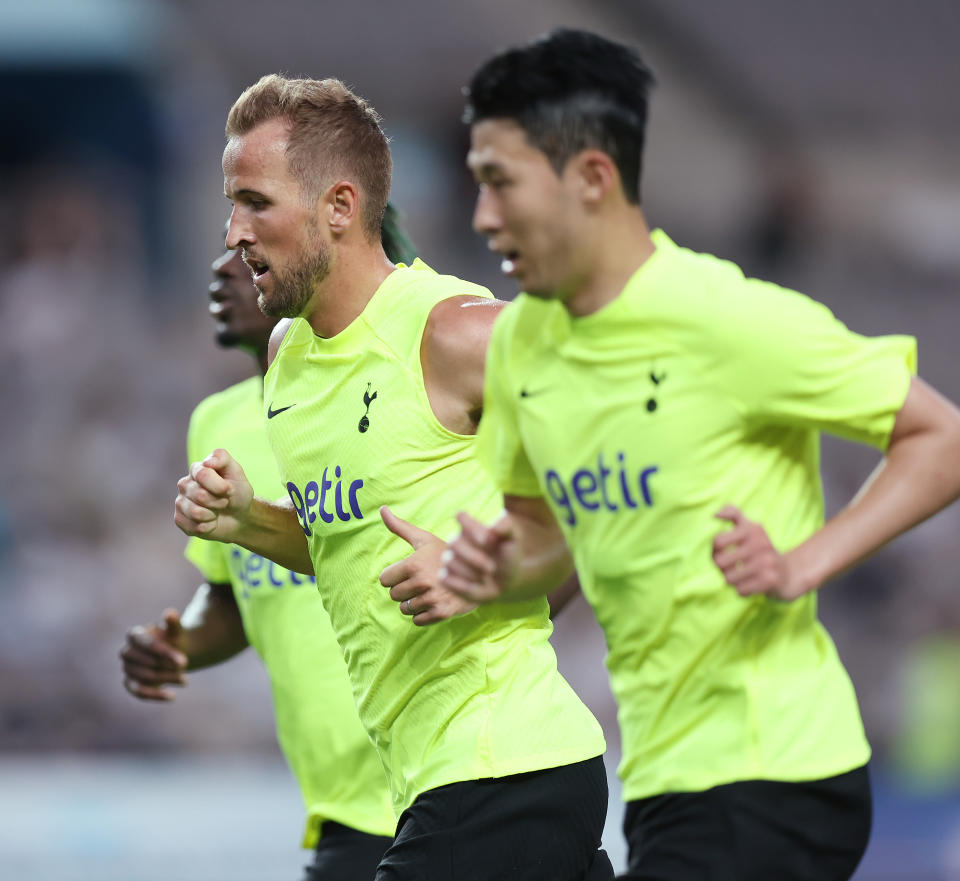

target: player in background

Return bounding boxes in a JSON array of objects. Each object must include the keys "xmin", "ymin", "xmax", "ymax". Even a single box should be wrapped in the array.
[
  {"xmin": 436, "ymin": 28, "xmax": 960, "ymax": 881},
  {"xmin": 174, "ymin": 75, "xmax": 612, "ymax": 881},
  {"xmin": 119, "ymin": 204, "xmax": 416, "ymax": 880}
]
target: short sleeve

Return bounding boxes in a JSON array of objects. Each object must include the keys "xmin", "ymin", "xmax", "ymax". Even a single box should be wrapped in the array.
[
  {"xmin": 712, "ymin": 277, "xmax": 916, "ymax": 450},
  {"xmin": 184, "ymin": 535, "xmax": 232, "ymax": 584},
  {"xmin": 184, "ymin": 403, "xmax": 233, "ymax": 583},
  {"xmin": 476, "ymin": 310, "xmax": 544, "ymax": 497}
]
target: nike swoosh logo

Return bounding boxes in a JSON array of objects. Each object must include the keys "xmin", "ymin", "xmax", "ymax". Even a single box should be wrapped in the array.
[
  {"xmin": 267, "ymin": 403, "xmax": 296, "ymax": 419},
  {"xmin": 520, "ymin": 388, "xmax": 550, "ymax": 398}
]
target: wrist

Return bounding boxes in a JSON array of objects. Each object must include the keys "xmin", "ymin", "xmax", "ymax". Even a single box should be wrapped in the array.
[{"xmin": 783, "ymin": 543, "xmax": 828, "ymax": 599}]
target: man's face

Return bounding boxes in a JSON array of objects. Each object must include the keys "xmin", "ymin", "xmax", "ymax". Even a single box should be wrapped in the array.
[
  {"xmin": 467, "ymin": 119, "xmax": 583, "ymax": 300},
  {"xmin": 208, "ymin": 244, "xmax": 275, "ymax": 351},
  {"xmin": 223, "ymin": 118, "xmax": 330, "ymax": 319}
]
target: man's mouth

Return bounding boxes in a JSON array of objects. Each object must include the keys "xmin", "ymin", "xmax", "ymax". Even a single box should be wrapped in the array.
[
  {"xmin": 489, "ymin": 241, "xmax": 520, "ymax": 276},
  {"xmin": 499, "ymin": 251, "xmax": 520, "ymax": 276},
  {"xmin": 243, "ymin": 254, "xmax": 271, "ymax": 281}
]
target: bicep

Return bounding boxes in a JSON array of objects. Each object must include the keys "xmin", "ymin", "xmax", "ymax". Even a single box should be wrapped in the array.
[
  {"xmin": 888, "ymin": 376, "xmax": 960, "ymax": 447},
  {"xmin": 423, "ymin": 297, "xmax": 506, "ymax": 420}
]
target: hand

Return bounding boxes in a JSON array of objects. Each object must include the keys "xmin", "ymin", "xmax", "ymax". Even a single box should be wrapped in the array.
[
  {"xmin": 438, "ymin": 511, "xmax": 519, "ymax": 604},
  {"xmin": 712, "ymin": 505, "xmax": 805, "ymax": 602},
  {"xmin": 379, "ymin": 506, "xmax": 478, "ymax": 625},
  {"xmin": 120, "ymin": 609, "xmax": 189, "ymax": 701},
  {"xmin": 175, "ymin": 448, "xmax": 254, "ymax": 543}
]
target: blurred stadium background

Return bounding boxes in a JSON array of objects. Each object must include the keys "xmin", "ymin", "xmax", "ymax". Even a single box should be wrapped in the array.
[{"xmin": 1, "ymin": 0, "xmax": 959, "ymax": 878}]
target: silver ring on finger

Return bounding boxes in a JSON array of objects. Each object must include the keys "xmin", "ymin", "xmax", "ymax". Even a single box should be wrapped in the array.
[{"xmin": 403, "ymin": 599, "xmax": 413, "ymax": 615}]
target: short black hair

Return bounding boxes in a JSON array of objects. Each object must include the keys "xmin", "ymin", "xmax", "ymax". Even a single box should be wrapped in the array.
[
  {"xmin": 465, "ymin": 28, "xmax": 655, "ymax": 204},
  {"xmin": 380, "ymin": 201, "xmax": 417, "ymax": 265}
]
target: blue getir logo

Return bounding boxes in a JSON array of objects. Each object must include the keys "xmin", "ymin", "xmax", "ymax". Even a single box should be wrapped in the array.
[
  {"xmin": 287, "ymin": 467, "xmax": 364, "ymax": 537},
  {"xmin": 544, "ymin": 451, "xmax": 659, "ymax": 527},
  {"xmin": 229, "ymin": 547, "xmax": 316, "ymax": 599}
]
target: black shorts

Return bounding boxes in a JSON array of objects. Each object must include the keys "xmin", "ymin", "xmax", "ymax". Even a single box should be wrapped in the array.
[
  {"xmin": 619, "ymin": 764, "xmax": 872, "ymax": 881},
  {"xmin": 375, "ymin": 755, "xmax": 614, "ymax": 881},
  {"xmin": 301, "ymin": 821, "xmax": 394, "ymax": 881}
]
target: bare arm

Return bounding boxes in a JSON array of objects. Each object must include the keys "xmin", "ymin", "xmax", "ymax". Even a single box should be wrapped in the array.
[
  {"xmin": 421, "ymin": 295, "xmax": 507, "ymax": 434},
  {"xmin": 175, "ymin": 448, "xmax": 315, "ymax": 574},
  {"xmin": 178, "ymin": 582, "xmax": 249, "ymax": 670},
  {"xmin": 714, "ymin": 376, "xmax": 960, "ymax": 599},
  {"xmin": 120, "ymin": 582, "xmax": 249, "ymax": 702}
]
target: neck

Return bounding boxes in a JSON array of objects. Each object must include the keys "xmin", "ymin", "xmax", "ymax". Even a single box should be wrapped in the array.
[
  {"xmin": 563, "ymin": 208, "xmax": 655, "ymax": 318},
  {"xmin": 306, "ymin": 244, "xmax": 395, "ymax": 338}
]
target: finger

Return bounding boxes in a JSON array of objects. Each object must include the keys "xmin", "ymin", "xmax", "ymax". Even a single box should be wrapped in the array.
[
  {"xmin": 729, "ymin": 573, "xmax": 772, "ymax": 597},
  {"xmin": 175, "ymin": 495, "xmax": 218, "ymax": 525},
  {"xmin": 388, "ymin": 581, "xmax": 426, "ymax": 604},
  {"xmin": 124, "ymin": 676, "xmax": 178, "ymax": 702},
  {"xmin": 190, "ymin": 463, "xmax": 233, "ymax": 498},
  {"xmin": 717, "ymin": 561, "xmax": 755, "ymax": 587},
  {"xmin": 380, "ymin": 506, "xmax": 434, "ymax": 551},
  {"xmin": 126, "ymin": 626, "xmax": 188, "ymax": 669},
  {"xmin": 395, "ymin": 594, "xmax": 425, "ymax": 616},
  {"xmin": 122, "ymin": 660, "xmax": 187, "ymax": 686},
  {"xmin": 162, "ymin": 609, "xmax": 184, "ymax": 641},
  {"xmin": 455, "ymin": 511, "xmax": 500, "ymax": 552},
  {"xmin": 413, "ymin": 596, "xmax": 478, "ymax": 626},
  {"xmin": 174, "ymin": 507, "xmax": 218, "ymax": 537},
  {"xmin": 713, "ymin": 543, "xmax": 753, "ymax": 570},
  {"xmin": 446, "ymin": 536, "xmax": 496, "ymax": 576},
  {"xmin": 712, "ymin": 522, "xmax": 753, "ymax": 552},
  {"xmin": 412, "ymin": 606, "xmax": 451, "ymax": 626},
  {"xmin": 179, "ymin": 477, "xmax": 230, "ymax": 511},
  {"xmin": 439, "ymin": 571, "xmax": 497, "ymax": 603},
  {"xmin": 441, "ymin": 546, "xmax": 492, "ymax": 584},
  {"xmin": 379, "ymin": 558, "xmax": 412, "ymax": 588},
  {"xmin": 201, "ymin": 448, "xmax": 236, "ymax": 473},
  {"xmin": 439, "ymin": 555, "xmax": 482, "ymax": 587},
  {"xmin": 714, "ymin": 505, "xmax": 745, "ymax": 525},
  {"xmin": 120, "ymin": 642, "xmax": 175, "ymax": 672}
]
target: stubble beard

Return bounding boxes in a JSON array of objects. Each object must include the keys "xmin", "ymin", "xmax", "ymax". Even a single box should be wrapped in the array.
[{"xmin": 257, "ymin": 239, "xmax": 332, "ymax": 319}]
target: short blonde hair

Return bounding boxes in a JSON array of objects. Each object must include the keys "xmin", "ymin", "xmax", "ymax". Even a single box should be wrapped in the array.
[{"xmin": 226, "ymin": 75, "xmax": 392, "ymax": 238}]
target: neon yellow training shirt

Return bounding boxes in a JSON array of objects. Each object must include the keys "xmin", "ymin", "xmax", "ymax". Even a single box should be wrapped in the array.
[
  {"xmin": 185, "ymin": 376, "xmax": 395, "ymax": 846},
  {"xmin": 262, "ymin": 260, "xmax": 606, "ymax": 815},
  {"xmin": 478, "ymin": 230, "xmax": 916, "ymax": 801}
]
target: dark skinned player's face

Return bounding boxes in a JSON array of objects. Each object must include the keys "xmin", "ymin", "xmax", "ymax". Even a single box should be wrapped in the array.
[{"xmin": 208, "ymin": 245, "xmax": 276, "ymax": 351}]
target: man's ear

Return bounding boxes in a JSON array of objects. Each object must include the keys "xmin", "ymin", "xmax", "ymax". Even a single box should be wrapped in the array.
[
  {"xmin": 572, "ymin": 149, "xmax": 619, "ymax": 206},
  {"xmin": 325, "ymin": 180, "xmax": 360, "ymax": 234}
]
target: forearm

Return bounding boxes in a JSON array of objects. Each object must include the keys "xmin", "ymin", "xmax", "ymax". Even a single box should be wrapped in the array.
[
  {"xmin": 499, "ymin": 509, "xmax": 574, "ymax": 601},
  {"xmin": 233, "ymin": 497, "xmax": 315, "ymax": 574},
  {"xmin": 789, "ymin": 424, "xmax": 960, "ymax": 593},
  {"xmin": 179, "ymin": 583, "xmax": 249, "ymax": 670}
]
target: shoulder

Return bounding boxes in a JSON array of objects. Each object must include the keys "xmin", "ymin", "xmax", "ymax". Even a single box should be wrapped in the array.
[
  {"xmin": 267, "ymin": 317, "xmax": 297, "ymax": 367},
  {"xmin": 423, "ymin": 295, "xmax": 508, "ymax": 373},
  {"xmin": 188, "ymin": 376, "xmax": 262, "ymax": 455},
  {"xmin": 191, "ymin": 377, "xmax": 261, "ymax": 425},
  {"xmin": 390, "ymin": 261, "xmax": 494, "ymax": 310}
]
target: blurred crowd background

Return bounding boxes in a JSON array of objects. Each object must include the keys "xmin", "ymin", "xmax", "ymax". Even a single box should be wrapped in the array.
[{"xmin": 1, "ymin": 0, "xmax": 959, "ymax": 878}]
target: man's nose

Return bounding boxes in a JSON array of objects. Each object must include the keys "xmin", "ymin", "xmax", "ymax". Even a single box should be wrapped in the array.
[
  {"xmin": 225, "ymin": 207, "xmax": 255, "ymax": 250},
  {"xmin": 472, "ymin": 188, "xmax": 501, "ymax": 235}
]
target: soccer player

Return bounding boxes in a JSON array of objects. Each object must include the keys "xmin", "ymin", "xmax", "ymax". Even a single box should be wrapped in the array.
[
  {"xmin": 120, "ymin": 203, "xmax": 417, "ymax": 880},
  {"xmin": 174, "ymin": 75, "xmax": 612, "ymax": 881},
  {"xmin": 437, "ymin": 28, "xmax": 960, "ymax": 881}
]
